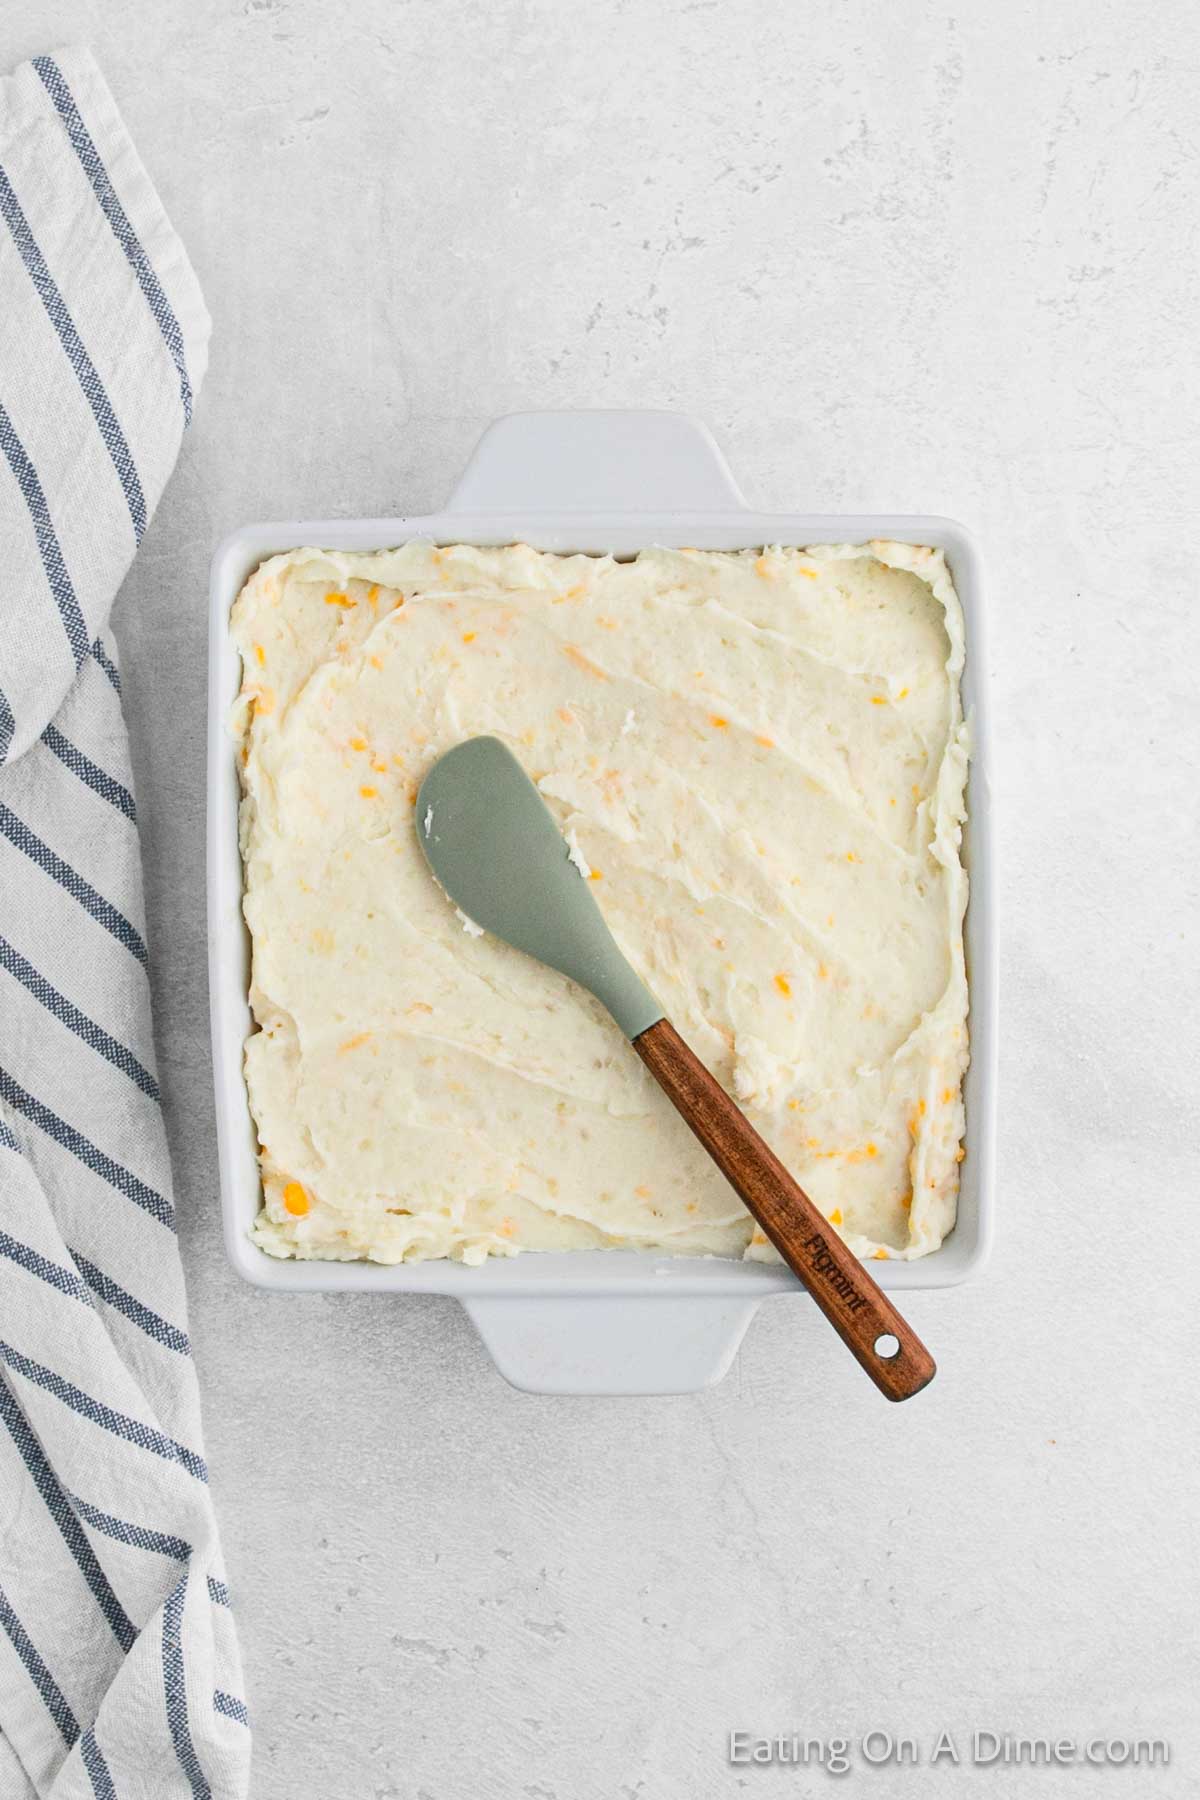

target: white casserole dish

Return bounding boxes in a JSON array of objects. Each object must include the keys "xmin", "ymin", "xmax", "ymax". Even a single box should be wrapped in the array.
[{"xmin": 207, "ymin": 410, "xmax": 996, "ymax": 1394}]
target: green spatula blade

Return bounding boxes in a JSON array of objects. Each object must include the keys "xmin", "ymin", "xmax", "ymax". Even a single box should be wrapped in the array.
[{"xmin": 416, "ymin": 736, "xmax": 663, "ymax": 1041}]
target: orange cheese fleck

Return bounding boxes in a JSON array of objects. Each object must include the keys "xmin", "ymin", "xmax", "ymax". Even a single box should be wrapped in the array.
[
  {"xmin": 588, "ymin": 869, "xmax": 603, "ymax": 882},
  {"xmin": 774, "ymin": 973, "xmax": 791, "ymax": 997},
  {"xmin": 339, "ymin": 1032, "xmax": 372, "ymax": 1054},
  {"xmin": 797, "ymin": 565, "xmax": 818, "ymax": 580},
  {"xmin": 359, "ymin": 785, "xmax": 378, "ymax": 798},
  {"xmin": 325, "ymin": 591, "xmax": 354, "ymax": 608},
  {"xmin": 254, "ymin": 644, "xmax": 266, "ymax": 667},
  {"xmin": 709, "ymin": 714, "xmax": 729, "ymax": 729},
  {"xmin": 562, "ymin": 644, "xmax": 608, "ymax": 680},
  {"xmin": 756, "ymin": 733, "xmax": 774, "ymax": 748},
  {"xmin": 350, "ymin": 736, "xmax": 368, "ymax": 752},
  {"xmin": 873, "ymin": 1247, "xmax": 889, "ymax": 1260},
  {"xmin": 462, "ymin": 631, "xmax": 477, "ymax": 643},
  {"xmin": 828, "ymin": 1208, "xmax": 843, "ymax": 1225},
  {"xmin": 283, "ymin": 1182, "xmax": 309, "ymax": 1217},
  {"xmin": 370, "ymin": 654, "xmax": 384, "ymax": 671},
  {"xmin": 871, "ymin": 695, "xmax": 886, "ymax": 706}
]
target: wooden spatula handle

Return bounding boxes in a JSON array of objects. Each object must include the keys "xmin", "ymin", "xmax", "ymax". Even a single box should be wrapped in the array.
[{"xmin": 633, "ymin": 1019, "xmax": 936, "ymax": 1402}]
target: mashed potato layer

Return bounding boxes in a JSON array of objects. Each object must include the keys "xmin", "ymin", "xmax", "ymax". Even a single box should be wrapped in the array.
[{"xmin": 232, "ymin": 541, "xmax": 969, "ymax": 1265}]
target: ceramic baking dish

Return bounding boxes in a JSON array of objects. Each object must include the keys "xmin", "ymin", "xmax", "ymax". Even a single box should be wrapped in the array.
[{"xmin": 207, "ymin": 410, "xmax": 996, "ymax": 1395}]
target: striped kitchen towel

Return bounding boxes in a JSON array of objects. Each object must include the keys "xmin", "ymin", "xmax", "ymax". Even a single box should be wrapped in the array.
[{"xmin": 0, "ymin": 48, "xmax": 249, "ymax": 1800}]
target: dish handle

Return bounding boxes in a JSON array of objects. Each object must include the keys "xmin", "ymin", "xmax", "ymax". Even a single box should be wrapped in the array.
[
  {"xmin": 445, "ymin": 409, "xmax": 747, "ymax": 514},
  {"xmin": 462, "ymin": 1292, "xmax": 761, "ymax": 1396}
]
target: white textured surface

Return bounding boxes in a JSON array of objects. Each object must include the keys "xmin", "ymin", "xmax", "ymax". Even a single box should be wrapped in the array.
[{"xmin": 4, "ymin": 3, "xmax": 1198, "ymax": 1796}]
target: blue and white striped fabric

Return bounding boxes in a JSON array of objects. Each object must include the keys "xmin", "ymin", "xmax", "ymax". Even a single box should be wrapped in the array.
[{"xmin": 0, "ymin": 48, "xmax": 248, "ymax": 1799}]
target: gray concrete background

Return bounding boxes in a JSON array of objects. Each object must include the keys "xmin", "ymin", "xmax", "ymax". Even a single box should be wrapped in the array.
[{"xmin": 3, "ymin": 2, "xmax": 1198, "ymax": 1795}]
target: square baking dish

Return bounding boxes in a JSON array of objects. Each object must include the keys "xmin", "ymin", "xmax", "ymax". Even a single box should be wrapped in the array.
[{"xmin": 207, "ymin": 410, "xmax": 995, "ymax": 1394}]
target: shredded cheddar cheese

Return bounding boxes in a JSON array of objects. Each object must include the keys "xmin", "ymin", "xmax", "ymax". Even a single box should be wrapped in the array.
[
  {"xmin": 562, "ymin": 643, "xmax": 608, "ymax": 680},
  {"xmin": 283, "ymin": 1181, "xmax": 309, "ymax": 1217}
]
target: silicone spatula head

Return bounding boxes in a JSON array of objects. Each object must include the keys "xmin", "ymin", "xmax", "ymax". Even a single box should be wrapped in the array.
[{"xmin": 415, "ymin": 736, "xmax": 663, "ymax": 1040}]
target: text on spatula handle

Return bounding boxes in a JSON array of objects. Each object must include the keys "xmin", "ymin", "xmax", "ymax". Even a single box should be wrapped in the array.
[{"xmin": 803, "ymin": 1232, "xmax": 868, "ymax": 1313}]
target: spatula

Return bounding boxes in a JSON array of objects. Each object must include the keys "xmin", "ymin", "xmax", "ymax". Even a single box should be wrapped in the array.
[{"xmin": 416, "ymin": 735, "xmax": 936, "ymax": 1401}]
